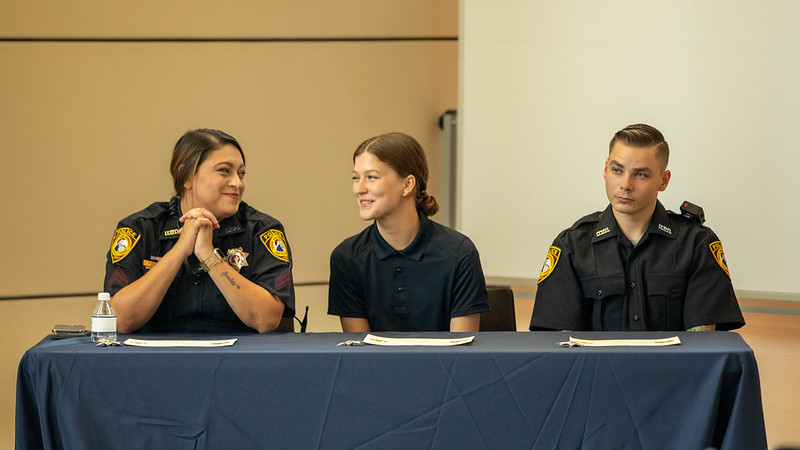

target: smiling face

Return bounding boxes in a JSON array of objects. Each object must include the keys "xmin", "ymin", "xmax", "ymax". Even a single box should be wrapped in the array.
[
  {"xmin": 352, "ymin": 151, "xmax": 415, "ymax": 223},
  {"xmin": 603, "ymin": 142, "xmax": 671, "ymax": 222},
  {"xmin": 183, "ymin": 144, "xmax": 246, "ymax": 220}
]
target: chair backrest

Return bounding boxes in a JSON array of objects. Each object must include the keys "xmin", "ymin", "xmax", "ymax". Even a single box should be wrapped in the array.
[
  {"xmin": 273, "ymin": 306, "xmax": 309, "ymax": 333},
  {"xmin": 480, "ymin": 286, "xmax": 516, "ymax": 331},
  {"xmin": 274, "ymin": 317, "xmax": 295, "ymax": 333}
]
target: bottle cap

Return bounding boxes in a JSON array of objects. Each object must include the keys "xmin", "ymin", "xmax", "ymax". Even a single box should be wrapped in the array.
[{"xmin": 98, "ymin": 292, "xmax": 111, "ymax": 301}]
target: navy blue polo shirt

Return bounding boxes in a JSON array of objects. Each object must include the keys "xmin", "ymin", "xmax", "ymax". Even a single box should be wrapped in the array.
[
  {"xmin": 328, "ymin": 213, "xmax": 490, "ymax": 331},
  {"xmin": 530, "ymin": 201, "xmax": 744, "ymax": 331}
]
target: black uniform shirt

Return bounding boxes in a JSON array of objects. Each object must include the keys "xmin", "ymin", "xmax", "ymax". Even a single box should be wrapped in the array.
[
  {"xmin": 328, "ymin": 213, "xmax": 490, "ymax": 331},
  {"xmin": 530, "ymin": 201, "xmax": 744, "ymax": 331},
  {"xmin": 104, "ymin": 198, "xmax": 295, "ymax": 333}
]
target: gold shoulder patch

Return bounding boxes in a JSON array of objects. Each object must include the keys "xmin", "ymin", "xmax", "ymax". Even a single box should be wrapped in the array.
[
  {"xmin": 538, "ymin": 246, "xmax": 561, "ymax": 284},
  {"xmin": 260, "ymin": 229, "xmax": 289, "ymax": 262},
  {"xmin": 709, "ymin": 241, "xmax": 730, "ymax": 277},
  {"xmin": 110, "ymin": 228, "xmax": 140, "ymax": 263}
]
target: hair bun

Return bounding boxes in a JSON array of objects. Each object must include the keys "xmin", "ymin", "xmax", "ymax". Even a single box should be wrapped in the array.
[{"xmin": 418, "ymin": 194, "xmax": 439, "ymax": 216}]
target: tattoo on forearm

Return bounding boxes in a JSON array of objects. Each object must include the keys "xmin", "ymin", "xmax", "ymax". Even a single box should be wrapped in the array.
[{"xmin": 220, "ymin": 271, "xmax": 242, "ymax": 290}]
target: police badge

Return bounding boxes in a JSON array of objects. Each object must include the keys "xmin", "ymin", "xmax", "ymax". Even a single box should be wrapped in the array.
[{"xmin": 226, "ymin": 247, "xmax": 250, "ymax": 272}]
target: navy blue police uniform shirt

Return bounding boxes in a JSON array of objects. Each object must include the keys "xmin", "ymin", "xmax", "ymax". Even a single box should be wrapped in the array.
[
  {"xmin": 104, "ymin": 197, "xmax": 295, "ymax": 333},
  {"xmin": 530, "ymin": 201, "xmax": 745, "ymax": 331},
  {"xmin": 328, "ymin": 213, "xmax": 490, "ymax": 332}
]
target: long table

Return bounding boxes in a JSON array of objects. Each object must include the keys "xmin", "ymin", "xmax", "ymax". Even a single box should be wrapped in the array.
[{"xmin": 16, "ymin": 332, "xmax": 766, "ymax": 449}]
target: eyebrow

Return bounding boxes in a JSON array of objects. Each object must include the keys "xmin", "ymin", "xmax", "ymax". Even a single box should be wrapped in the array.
[
  {"xmin": 609, "ymin": 160, "xmax": 653, "ymax": 173},
  {"xmin": 214, "ymin": 161, "xmax": 245, "ymax": 169},
  {"xmin": 353, "ymin": 169, "xmax": 380, "ymax": 175}
]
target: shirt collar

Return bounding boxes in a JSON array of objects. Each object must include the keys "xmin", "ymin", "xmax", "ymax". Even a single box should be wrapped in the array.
[
  {"xmin": 591, "ymin": 200, "xmax": 674, "ymax": 244},
  {"xmin": 217, "ymin": 213, "xmax": 244, "ymax": 236},
  {"xmin": 160, "ymin": 198, "xmax": 183, "ymax": 240},
  {"xmin": 372, "ymin": 211, "xmax": 432, "ymax": 261},
  {"xmin": 648, "ymin": 201, "xmax": 675, "ymax": 239},
  {"xmin": 591, "ymin": 205, "xmax": 622, "ymax": 243}
]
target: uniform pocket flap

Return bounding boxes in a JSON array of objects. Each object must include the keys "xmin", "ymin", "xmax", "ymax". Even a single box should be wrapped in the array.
[
  {"xmin": 646, "ymin": 274, "xmax": 687, "ymax": 296},
  {"xmin": 580, "ymin": 276, "xmax": 625, "ymax": 300}
]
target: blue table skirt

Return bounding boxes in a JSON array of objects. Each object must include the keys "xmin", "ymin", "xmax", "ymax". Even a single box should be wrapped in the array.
[{"xmin": 16, "ymin": 331, "xmax": 767, "ymax": 449}]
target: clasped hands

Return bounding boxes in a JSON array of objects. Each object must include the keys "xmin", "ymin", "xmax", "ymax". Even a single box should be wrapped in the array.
[{"xmin": 176, "ymin": 207, "xmax": 220, "ymax": 261}]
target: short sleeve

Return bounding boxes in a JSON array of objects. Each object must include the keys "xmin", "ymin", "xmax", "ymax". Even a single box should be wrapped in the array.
[
  {"xmin": 249, "ymin": 224, "xmax": 295, "ymax": 317},
  {"xmin": 104, "ymin": 221, "xmax": 146, "ymax": 296},
  {"xmin": 327, "ymin": 246, "xmax": 367, "ymax": 318},
  {"xmin": 449, "ymin": 238, "xmax": 490, "ymax": 318},
  {"xmin": 530, "ymin": 235, "xmax": 590, "ymax": 331},
  {"xmin": 683, "ymin": 231, "xmax": 744, "ymax": 330}
]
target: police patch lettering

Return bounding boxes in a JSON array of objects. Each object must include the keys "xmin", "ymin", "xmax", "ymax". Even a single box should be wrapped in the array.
[
  {"xmin": 111, "ymin": 228, "xmax": 139, "ymax": 263},
  {"xmin": 260, "ymin": 229, "xmax": 289, "ymax": 262},
  {"xmin": 709, "ymin": 241, "xmax": 730, "ymax": 277},
  {"xmin": 538, "ymin": 246, "xmax": 561, "ymax": 284},
  {"xmin": 110, "ymin": 228, "xmax": 140, "ymax": 263}
]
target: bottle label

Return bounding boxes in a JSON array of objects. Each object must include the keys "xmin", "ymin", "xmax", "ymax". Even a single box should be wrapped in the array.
[{"xmin": 92, "ymin": 316, "xmax": 116, "ymax": 333}]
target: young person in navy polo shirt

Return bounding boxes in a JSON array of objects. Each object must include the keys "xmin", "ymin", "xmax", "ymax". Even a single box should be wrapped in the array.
[{"xmin": 328, "ymin": 132, "xmax": 490, "ymax": 332}]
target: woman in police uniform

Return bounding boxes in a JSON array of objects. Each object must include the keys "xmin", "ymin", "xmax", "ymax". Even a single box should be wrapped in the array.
[
  {"xmin": 327, "ymin": 132, "xmax": 489, "ymax": 332},
  {"xmin": 104, "ymin": 129, "xmax": 295, "ymax": 333}
]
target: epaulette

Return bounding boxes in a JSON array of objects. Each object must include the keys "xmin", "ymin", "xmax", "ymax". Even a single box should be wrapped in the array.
[
  {"xmin": 121, "ymin": 200, "xmax": 172, "ymax": 223},
  {"xmin": 569, "ymin": 211, "xmax": 603, "ymax": 230}
]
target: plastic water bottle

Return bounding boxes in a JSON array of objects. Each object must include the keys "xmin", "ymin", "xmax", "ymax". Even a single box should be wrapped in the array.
[{"xmin": 91, "ymin": 292, "xmax": 117, "ymax": 343}]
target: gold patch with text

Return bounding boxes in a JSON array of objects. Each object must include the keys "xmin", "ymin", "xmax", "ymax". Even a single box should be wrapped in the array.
[
  {"xmin": 110, "ymin": 228, "xmax": 140, "ymax": 263},
  {"xmin": 260, "ymin": 229, "xmax": 289, "ymax": 262},
  {"xmin": 538, "ymin": 246, "xmax": 561, "ymax": 284},
  {"xmin": 709, "ymin": 241, "xmax": 730, "ymax": 277}
]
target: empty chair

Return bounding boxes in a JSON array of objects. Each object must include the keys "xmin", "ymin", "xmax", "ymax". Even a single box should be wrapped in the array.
[{"xmin": 480, "ymin": 286, "xmax": 516, "ymax": 331}]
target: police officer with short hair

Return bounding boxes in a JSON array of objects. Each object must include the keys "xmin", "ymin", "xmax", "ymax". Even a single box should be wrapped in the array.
[{"xmin": 530, "ymin": 124, "xmax": 744, "ymax": 332}]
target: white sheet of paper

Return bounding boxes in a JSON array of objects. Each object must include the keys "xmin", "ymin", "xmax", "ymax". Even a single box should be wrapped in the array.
[
  {"xmin": 123, "ymin": 338, "xmax": 238, "ymax": 347},
  {"xmin": 559, "ymin": 336, "xmax": 681, "ymax": 347},
  {"xmin": 362, "ymin": 334, "xmax": 475, "ymax": 346}
]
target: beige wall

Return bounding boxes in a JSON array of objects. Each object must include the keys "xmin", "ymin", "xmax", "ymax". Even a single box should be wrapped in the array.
[
  {"xmin": 0, "ymin": 1, "xmax": 458, "ymax": 447},
  {"xmin": 0, "ymin": 13, "xmax": 459, "ymax": 295},
  {"xmin": 0, "ymin": 40, "xmax": 457, "ymax": 295}
]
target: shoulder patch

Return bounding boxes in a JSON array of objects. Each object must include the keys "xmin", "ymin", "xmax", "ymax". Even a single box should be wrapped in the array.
[
  {"xmin": 260, "ymin": 229, "xmax": 289, "ymax": 262},
  {"xmin": 709, "ymin": 241, "xmax": 730, "ymax": 277},
  {"xmin": 538, "ymin": 246, "xmax": 561, "ymax": 284},
  {"xmin": 110, "ymin": 228, "xmax": 140, "ymax": 263}
]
